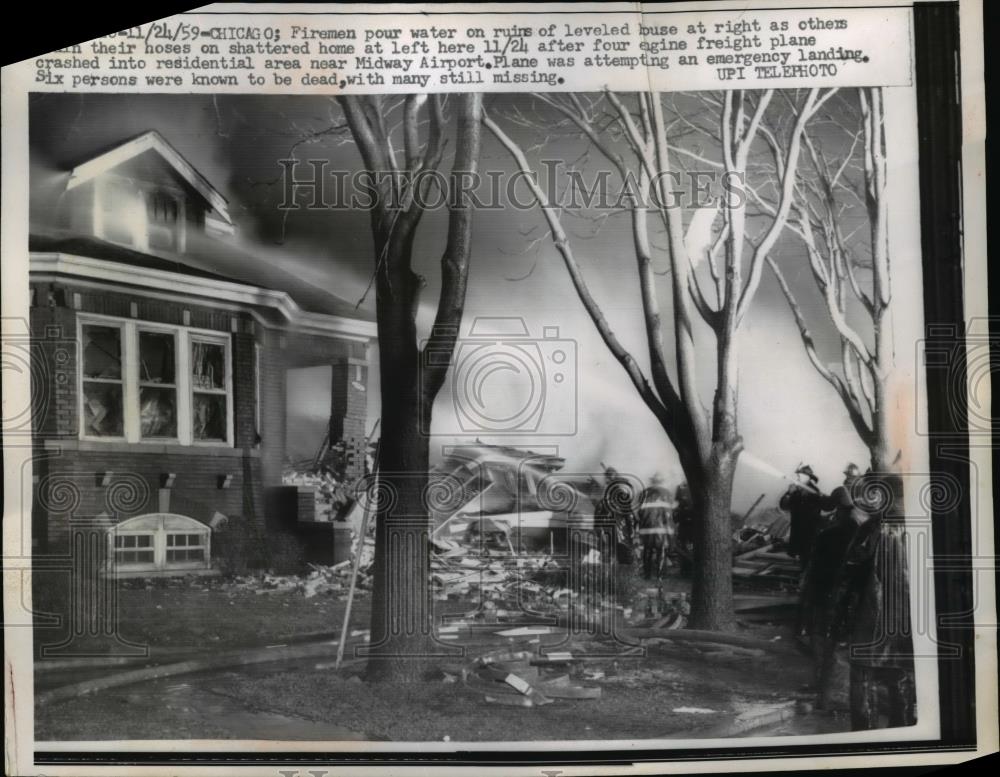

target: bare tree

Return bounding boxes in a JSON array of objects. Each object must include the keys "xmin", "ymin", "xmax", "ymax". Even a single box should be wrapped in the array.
[
  {"xmin": 338, "ymin": 93, "xmax": 483, "ymax": 681},
  {"xmin": 484, "ymin": 89, "xmax": 832, "ymax": 630},
  {"xmin": 764, "ymin": 87, "xmax": 895, "ymax": 472}
]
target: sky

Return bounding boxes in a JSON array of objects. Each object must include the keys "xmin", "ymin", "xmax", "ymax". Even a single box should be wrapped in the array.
[{"xmin": 28, "ymin": 91, "xmax": 883, "ymax": 514}]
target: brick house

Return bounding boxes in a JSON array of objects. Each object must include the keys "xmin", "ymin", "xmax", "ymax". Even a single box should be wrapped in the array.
[{"xmin": 28, "ymin": 130, "xmax": 375, "ymax": 576}]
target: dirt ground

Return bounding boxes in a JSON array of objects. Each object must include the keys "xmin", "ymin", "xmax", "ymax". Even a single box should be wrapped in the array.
[
  {"xmin": 36, "ymin": 642, "xmax": 835, "ymax": 742},
  {"xmin": 33, "ymin": 576, "xmax": 360, "ymax": 658},
  {"xmin": 33, "ymin": 566, "xmax": 861, "ymax": 742}
]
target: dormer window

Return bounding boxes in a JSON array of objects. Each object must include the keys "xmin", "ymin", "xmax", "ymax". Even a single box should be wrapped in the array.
[
  {"xmin": 67, "ymin": 131, "xmax": 232, "ymax": 248},
  {"xmin": 146, "ymin": 189, "xmax": 184, "ymax": 252},
  {"xmin": 94, "ymin": 174, "xmax": 185, "ymax": 253}
]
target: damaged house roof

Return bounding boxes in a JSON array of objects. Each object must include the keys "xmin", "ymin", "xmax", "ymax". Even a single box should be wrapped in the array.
[{"xmin": 29, "ymin": 129, "xmax": 374, "ymax": 324}]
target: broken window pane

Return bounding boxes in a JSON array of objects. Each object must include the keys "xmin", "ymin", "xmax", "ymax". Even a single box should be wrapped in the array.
[
  {"xmin": 139, "ymin": 330, "xmax": 177, "ymax": 439},
  {"xmin": 139, "ymin": 331, "xmax": 175, "ymax": 384},
  {"xmin": 193, "ymin": 393, "xmax": 227, "ymax": 441},
  {"xmin": 82, "ymin": 325, "xmax": 122, "ymax": 380},
  {"xmin": 147, "ymin": 191, "xmax": 181, "ymax": 252},
  {"xmin": 82, "ymin": 382, "xmax": 123, "ymax": 437},
  {"xmin": 191, "ymin": 340, "xmax": 225, "ymax": 391},
  {"xmin": 140, "ymin": 387, "xmax": 177, "ymax": 438},
  {"xmin": 147, "ymin": 190, "xmax": 179, "ymax": 224}
]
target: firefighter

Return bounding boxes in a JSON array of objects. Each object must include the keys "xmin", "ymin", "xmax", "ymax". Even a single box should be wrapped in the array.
[
  {"xmin": 831, "ymin": 472, "xmax": 917, "ymax": 729},
  {"xmin": 780, "ymin": 464, "xmax": 827, "ymax": 568},
  {"xmin": 596, "ymin": 468, "xmax": 636, "ymax": 567},
  {"xmin": 672, "ymin": 483, "xmax": 696, "ymax": 575},
  {"xmin": 803, "ymin": 486, "xmax": 864, "ymax": 709},
  {"xmin": 637, "ymin": 479, "xmax": 675, "ymax": 580},
  {"xmin": 825, "ymin": 462, "xmax": 862, "ymax": 516}
]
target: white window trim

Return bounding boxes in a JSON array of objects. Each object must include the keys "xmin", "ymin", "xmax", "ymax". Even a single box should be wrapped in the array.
[
  {"xmin": 107, "ymin": 514, "xmax": 212, "ymax": 574},
  {"xmin": 136, "ymin": 322, "xmax": 181, "ymax": 442},
  {"xmin": 112, "ymin": 530, "xmax": 157, "ymax": 570},
  {"xmin": 165, "ymin": 531, "xmax": 210, "ymax": 566},
  {"xmin": 78, "ymin": 313, "xmax": 234, "ymax": 447},
  {"xmin": 78, "ymin": 317, "xmax": 128, "ymax": 442},
  {"xmin": 189, "ymin": 333, "xmax": 235, "ymax": 447}
]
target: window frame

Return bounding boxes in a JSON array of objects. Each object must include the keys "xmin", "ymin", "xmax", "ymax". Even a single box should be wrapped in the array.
[
  {"xmin": 165, "ymin": 531, "xmax": 210, "ymax": 566},
  {"xmin": 136, "ymin": 324, "xmax": 180, "ymax": 441},
  {"xmin": 79, "ymin": 319, "xmax": 128, "ymax": 441},
  {"xmin": 77, "ymin": 313, "xmax": 234, "ymax": 447},
  {"xmin": 189, "ymin": 335, "xmax": 233, "ymax": 446},
  {"xmin": 107, "ymin": 514, "xmax": 213, "ymax": 574},
  {"xmin": 145, "ymin": 186, "xmax": 187, "ymax": 254},
  {"xmin": 112, "ymin": 531, "xmax": 157, "ymax": 570}
]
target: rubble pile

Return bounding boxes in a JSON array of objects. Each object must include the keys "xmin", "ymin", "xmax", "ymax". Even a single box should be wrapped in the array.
[
  {"xmin": 733, "ymin": 524, "xmax": 777, "ymax": 555},
  {"xmin": 212, "ymin": 513, "xmax": 373, "ymax": 598},
  {"xmin": 429, "ymin": 536, "xmax": 563, "ymax": 609},
  {"xmin": 282, "ymin": 466, "xmax": 353, "ymax": 522},
  {"xmin": 216, "ymin": 564, "xmax": 345, "ymax": 598},
  {"xmin": 732, "ymin": 535, "xmax": 801, "ymax": 584}
]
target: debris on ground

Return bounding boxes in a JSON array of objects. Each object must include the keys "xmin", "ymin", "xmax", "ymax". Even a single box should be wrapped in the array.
[
  {"xmin": 282, "ymin": 464, "xmax": 353, "ymax": 522},
  {"xmin": 462, "ymin": 648, "xmax": 602, "ymax": 707},
  {"xmin": 732, "ymin": 547, "xmax": 801, "ymax": 582},
  {"xmin": 429, "ymin": 536, "xmax": 564, "ymax": 610}
]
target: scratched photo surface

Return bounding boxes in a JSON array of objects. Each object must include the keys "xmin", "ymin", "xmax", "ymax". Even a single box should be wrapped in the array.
[{"xmin": 26, "ymin": 88, "xmax": 931, "ymax": 743}]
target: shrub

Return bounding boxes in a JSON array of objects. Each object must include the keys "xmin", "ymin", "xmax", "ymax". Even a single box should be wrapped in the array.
[
  {"xmin": 267, "ymin": 531, "xmax": 307, "ymax": 575},
  {"xmin": 213, "ymin": 514, "xmax": 265, "ymax": 576}
]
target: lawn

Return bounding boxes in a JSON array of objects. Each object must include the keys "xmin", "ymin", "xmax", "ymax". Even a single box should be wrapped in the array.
[
  {"xmin": 33, "ymin": 574, "xmax": 365, "ymax": 660},
  {"xmin": 36, "ymin": 637, "xmax": 823, "ymax": 742},
  {"xmin": 205, "ymin": 651, "xmax": 818, "ymax": 741},
  {"xmin": 34, "ymin": 567, "xmax": 841, "ymax": 742}
]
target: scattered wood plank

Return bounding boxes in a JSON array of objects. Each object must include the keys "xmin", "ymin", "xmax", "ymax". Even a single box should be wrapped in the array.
[{"xmin": 620, "ymin": 627, "xmax": 798, "ymax": 655}]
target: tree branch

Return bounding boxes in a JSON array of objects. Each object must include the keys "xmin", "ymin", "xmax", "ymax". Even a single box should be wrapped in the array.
[
  {"xmin": 420, "ymin": 94, "xmax": 484, "ymax": 404},
  {"xmin": 766, "ymin": 255, "xmax": 875, "ymax": 447},
  {"xmin": 736, "ymin": 88, "xmax": 830, "ymax": 324},
  {"xmin": 483, "ymin": 111, "xmax": 698, "ymax": 455}
]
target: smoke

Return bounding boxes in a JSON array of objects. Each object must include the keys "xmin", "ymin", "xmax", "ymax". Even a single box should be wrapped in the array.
[{"xmin": 27, "ymin": 93, "xmax": 875, "ymax": 508}]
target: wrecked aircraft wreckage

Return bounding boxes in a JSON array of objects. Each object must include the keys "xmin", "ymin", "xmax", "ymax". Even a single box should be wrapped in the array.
[{"xmin": 428, "ymin": 443, "xmax": 607, "ymax": 557}]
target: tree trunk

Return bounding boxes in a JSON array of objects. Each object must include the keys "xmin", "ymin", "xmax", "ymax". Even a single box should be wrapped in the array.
[
  {"xmin": 364, "ymin": 404, "xmax": 437, "ymax": 680},
  {"xmin": 363, "ymin": 241, "xmax": 440, "ymax": 682},
  {"xmin": 687, "ymin": 447, "xmax": 738, "ymax": 631},
  {"xmin": 685, "ymin": 296, "xmax": 741, "ymax": 631}
]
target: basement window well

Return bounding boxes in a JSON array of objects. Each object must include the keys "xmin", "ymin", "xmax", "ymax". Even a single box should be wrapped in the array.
[{"xmin": 108, "ymin": 513, "xmax": 212, "ymax": 575}]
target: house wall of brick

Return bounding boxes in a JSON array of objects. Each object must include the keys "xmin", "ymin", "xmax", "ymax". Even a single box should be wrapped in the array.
[
  {"xmin": 330, "ymin": 358, "xmax": 370, "ymax": 479},
  {"xmin": 28, "ymin": 277, "xmax": 369, "ymax": 557},
  {"xmin": 29, "ymin": 304, "xmax": 79, "ymax": 442},
  {"xmin": 258, "ymin": 329, "xmax": 369, "ymax": 485},
  {"xmin": 34, "ymin": 444, "xmax": 261, "ymax": 553}
]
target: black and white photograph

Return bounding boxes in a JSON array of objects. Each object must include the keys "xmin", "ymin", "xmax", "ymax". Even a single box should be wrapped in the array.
[{"xmin": 1, "ymin": 1, "xmax": 993, "ymax": 774}]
